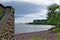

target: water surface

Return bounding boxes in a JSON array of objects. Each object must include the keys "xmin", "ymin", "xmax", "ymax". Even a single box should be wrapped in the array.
[{"xmin": 15, "ymin": 24, "xmax": 53, "ymax": 34}]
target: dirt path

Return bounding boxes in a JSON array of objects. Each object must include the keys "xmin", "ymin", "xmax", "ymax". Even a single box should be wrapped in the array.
[{"xmin": 15, "ymin": 30, "xmax": 57, "ymax": 40}]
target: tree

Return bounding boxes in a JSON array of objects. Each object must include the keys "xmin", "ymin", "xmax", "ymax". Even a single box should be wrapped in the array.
[{"xmin": 47, "ymin": 4, "xmax": 60, "ymax": 26}]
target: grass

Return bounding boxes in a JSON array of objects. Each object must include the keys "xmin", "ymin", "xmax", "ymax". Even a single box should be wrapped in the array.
[
  {"xmin": 28, "ymin": 27, "xmax": 60, "ymax": 40},
  {"xmin": 52, "ymin": 27, "xmax": 60, "ymax": 33},
  {"xmin": 28, "ymin": 38, "xmax": 46, "ymax": 40},
  {"xmin": 55, "ymin": 37, "xmax": 60, "ymax": 40},
  {"xmin": 52, "ymin": 26, "xmax": 60, "ymax": 40},
  {"xmin": 55, "ymin": 33, "xmax": 60, "ymax": 40}
]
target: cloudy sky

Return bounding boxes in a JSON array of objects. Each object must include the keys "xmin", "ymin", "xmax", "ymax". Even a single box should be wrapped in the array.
[{"xmin": 0, "ymin": 0, "xmax": 60, "ymax": 23}]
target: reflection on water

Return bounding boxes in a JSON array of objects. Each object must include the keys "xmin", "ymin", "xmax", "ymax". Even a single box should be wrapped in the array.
[{"xmin": 15, "ymin": 24, "xmax": 54, "ymax": 34}]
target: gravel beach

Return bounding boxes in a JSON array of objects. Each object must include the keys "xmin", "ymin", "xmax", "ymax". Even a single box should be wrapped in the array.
[{"xmin": 15, "ymin": 30, "xmax": 57, "ymax": 40}]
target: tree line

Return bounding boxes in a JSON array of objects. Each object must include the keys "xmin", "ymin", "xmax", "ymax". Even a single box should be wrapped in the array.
[{"xmin": 28, "ymin": 4, "xmax": 60, "ymax": 26}]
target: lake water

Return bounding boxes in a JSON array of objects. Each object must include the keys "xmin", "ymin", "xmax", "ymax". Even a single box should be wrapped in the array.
[{"xmin": 15, "ymin": 24, "xmax": 54, "ymax": 34}]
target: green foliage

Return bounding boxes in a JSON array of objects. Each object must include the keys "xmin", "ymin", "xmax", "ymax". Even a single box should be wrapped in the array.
[
  {"xmin": 28, "ymin": 4, "xmax": 60, "ymax": 25},
  {"xmin": 47, "ymin": 4, "xmax": 60, "ymax": 25},
  {"xmin": 28, "ymin": 38, "xmax": 46, "ymax": 40},
  {"xmin": 33, "ymin": 20, "xmax": 47, "ymax": 24},
  {"xmin": 52, "ymin": 27, "xmax": 60, "ymax": 33},
  {"xmin": 52, "ymin": 27, "xmax": 60, "ymax": 40}
]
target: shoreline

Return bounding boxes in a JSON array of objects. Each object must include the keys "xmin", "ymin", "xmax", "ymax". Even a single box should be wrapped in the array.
[{"xmin": 15, "ymin": 30, "xmax": 57, "ymax": 40}]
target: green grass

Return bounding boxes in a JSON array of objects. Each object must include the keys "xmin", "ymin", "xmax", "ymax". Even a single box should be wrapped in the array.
[
  {"xmin": 55, "ymin": 37, "xmax": 60, "ymax": 40},
  {"xmin": 52, "ymin": 27, "xmax": 60, "ymax": 33},
  {"xmin": 52, "ymin": 26, "xmax": 60, "ymax": 40},
  {"xmin": 55, "ymin": 33, "xmax": 60, "ymax": 40},
  {"xmin": 28, "ymin": 38, "xmax": 46, "ymax": 40},
  {"xmin": 28, "ymin": 27, "xmax": 60, "ymax": 40}
]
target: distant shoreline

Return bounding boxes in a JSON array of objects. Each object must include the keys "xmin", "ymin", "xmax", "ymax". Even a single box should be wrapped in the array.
[{"xmin": 26, "ymin": 23, "xmax": 56, "ymax": 25}]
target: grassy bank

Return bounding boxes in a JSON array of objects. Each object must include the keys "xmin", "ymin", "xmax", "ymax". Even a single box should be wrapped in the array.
[
  {"xmin": 28, "ymin": 38, "xmax": 46, "ymax": 40},
  {"xmin": 52, "ymin": 27, "xmax": 60, "ymax": 33},
  {"xmin": 52, "ymin": 26, "xmax": 60, "ymax": 40}
]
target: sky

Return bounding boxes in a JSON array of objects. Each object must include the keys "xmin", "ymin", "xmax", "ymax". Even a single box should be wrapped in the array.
[{"xmin": 0, "ymin": 0, "xmax": 60, "ymax": 23}]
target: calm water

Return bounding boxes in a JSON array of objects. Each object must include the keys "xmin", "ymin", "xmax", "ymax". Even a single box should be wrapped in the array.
[{"xmin": 15, "ymin": 24, "xmax": 54, "ymax": 34}]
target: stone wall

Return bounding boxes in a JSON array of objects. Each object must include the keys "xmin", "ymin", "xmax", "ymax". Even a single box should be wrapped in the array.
[{"xmin": 0, "ymin": 4, "xmax": 15, "ymax": 40}]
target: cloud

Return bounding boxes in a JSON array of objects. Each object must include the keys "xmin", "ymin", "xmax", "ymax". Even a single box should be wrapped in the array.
[
  {"xmin": 13, "ymin": 0, "xmax": 60, "ymax": 5},
  {"xmin": 1, "ymin": 1, "xmax": 46, "ymax": 23},
  {"xmin": 0, "ymin": 0, "xmax": 12, "ymax": 3},
  {"xmin": 1, "ymin": 0, "xmax": 60, "ymax": 5},
  {"xmin": 2, "ymin": 2, "xmax": 44, "ymax": 14},
  {"xmin": 1, "ymin": 0, "xmax": 60, "ymax": 23},
  {"xmin": 15, "ymin": 9, "xmax": 47, "ymax": 23},
  {"xmin": 15, "ymin": 16, "xmax": 47, "ymax": 23}
]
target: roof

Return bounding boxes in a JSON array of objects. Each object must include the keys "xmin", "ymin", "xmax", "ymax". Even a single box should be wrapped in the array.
[
  {"xmin": 0, "ymin": 4, "xmax": 5, "ymax": 8},
  {"xmin": 6, "ymin": 6, "xmax": 12, "ymax": 8},
  {"xmin": 6, "ymin": 6, "xmax": 15, "ymax": 10},
  {"xmin": 0, "ymin": 4, "xmax": 14, "ymax": 10}
]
